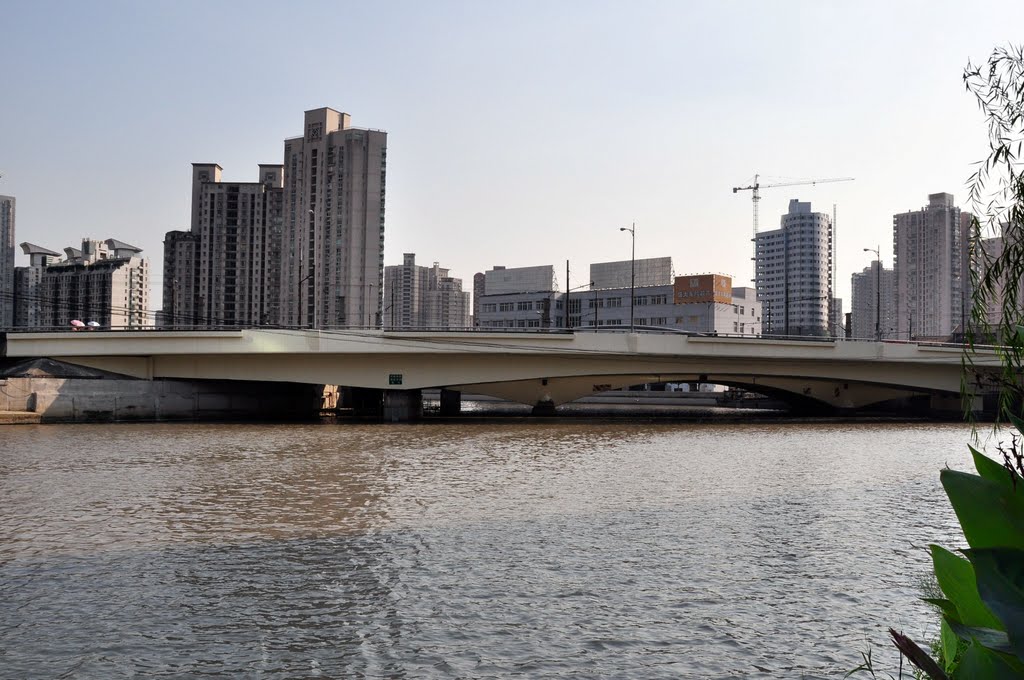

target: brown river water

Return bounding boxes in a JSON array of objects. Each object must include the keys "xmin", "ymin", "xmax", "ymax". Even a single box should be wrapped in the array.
[{"xmin": 0, "ymin": 420, "xmax": 992, "ymax": 678}]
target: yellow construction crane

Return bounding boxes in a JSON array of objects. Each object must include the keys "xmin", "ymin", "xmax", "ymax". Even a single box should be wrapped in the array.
[{"xmin": 732, "ymin": 174, "xmax": 854, "ymax": 236}]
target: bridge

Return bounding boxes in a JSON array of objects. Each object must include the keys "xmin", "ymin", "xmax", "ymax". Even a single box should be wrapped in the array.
[{"xmin": 1, "ymin": 328, "xmax": 1001, "ymax": 419}]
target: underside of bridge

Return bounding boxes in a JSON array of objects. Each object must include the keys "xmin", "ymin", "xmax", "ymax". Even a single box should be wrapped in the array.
[{"xmin": 450, "ymin": 372, "xmax": 967, "ymax": 417}]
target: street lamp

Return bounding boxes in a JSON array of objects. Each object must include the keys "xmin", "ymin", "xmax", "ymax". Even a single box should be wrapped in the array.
[
  {"xmin": 863, "ymin": 245, "xmax": 881, "ymax": 341},
  {"xmin": 619, "ymin": 222, "xmax": 635, "ymax": 332}
]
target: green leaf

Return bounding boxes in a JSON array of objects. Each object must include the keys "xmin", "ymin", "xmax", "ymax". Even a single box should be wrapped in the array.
[
  {"xmin": 966, "ymin": 548, "xmax": 1024, "ymax": 660},
  {"xmin": 946, "ymin": 620, "xmax": 1014, "ymax": 653},
  {"xmin": 1009, "ymin": 412, "xmax": 1024, "ymax": 432},
  {"xmin": 927, "ymin": 597, "xmax": 964, "ymax": 622},
  {"xmin": 940, "ymin": 470, "xmax": 1024, "ymax": 550},
  {"xmin": 951, "ymin": 641, "xmax": 1024, "ymax": 679},
  {"xmin": 970, "ymin": 445, "xmax": 1020, "ymax": 489},
  {"xmin": 932, "ymin": 545, "xmax": 1004, "ymax": 629},
  {"xmin": 940, "ymin": 619, "xmax": 960, "ymax": 673}
]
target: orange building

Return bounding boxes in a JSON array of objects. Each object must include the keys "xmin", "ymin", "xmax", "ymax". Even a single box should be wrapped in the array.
[{"xmin": 673, "ymin": 274, "xmax": 732, "ymax": 305}]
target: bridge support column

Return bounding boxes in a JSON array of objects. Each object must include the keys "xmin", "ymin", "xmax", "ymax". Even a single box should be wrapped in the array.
[
  {"xmin": 532, "ymin": 399, "xmax": 557, "ymax": 416},
  {"xmin": 439, "ymin": 388, "xmax": 461, "ymax": 416},
  {"xmin": 383, "ymin": 389, "xmax": 422, "ymax": 423},
  {"xmin": 929, "ymin": 393, "xmax": 978, "ymax": 420},
  {"xmin": 348, "ymin": 388, "xmax": 422, "ymax": 422}
]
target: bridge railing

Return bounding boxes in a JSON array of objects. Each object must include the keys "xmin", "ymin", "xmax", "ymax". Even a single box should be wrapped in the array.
[{"xmin": 0, "ymin": 324, "xmax": 990, "ymax": 351}]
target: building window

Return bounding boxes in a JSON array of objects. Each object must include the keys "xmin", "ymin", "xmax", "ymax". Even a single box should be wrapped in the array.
[
  {"xmin": 517, "ymin": 301, "xmax": 532, "ymax": 311},
  {"xmin": 499, "ymin": 302, "xmax": 514, "ymax": 312}
]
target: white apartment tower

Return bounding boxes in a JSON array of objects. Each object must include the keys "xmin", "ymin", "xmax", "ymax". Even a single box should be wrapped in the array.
[
  {"xmin": 893, "ymin": 193, "xmax": 964, "ymax": 339},
  {"xmin": 754, "ymin": 199, "xmax": 833, "ymax": 336},
  {"xmin": 280, "ymin": 108, "xmax": 387, "ymax": 328},
  {"xmin": 384, "ymin": 253, "xmax": 470, "ymax": 329},
  {"xmin": 851, "ymin": 260, "xmax": 896, "ymax": 340},
  {"xmin": 0, "ymin": 196, "xmax": 14, "ymax": 328}
]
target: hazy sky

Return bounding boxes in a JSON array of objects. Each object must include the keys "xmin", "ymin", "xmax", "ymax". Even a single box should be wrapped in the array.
[{"xmin": 2, "ymin": 0, "xmax": 1022, "ymax": 307}]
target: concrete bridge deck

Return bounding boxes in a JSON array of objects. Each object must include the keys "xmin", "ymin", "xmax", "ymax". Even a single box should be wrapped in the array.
[{"xmin": 1, "ymin": 328, "xmax": 1001, "ymax": 418}]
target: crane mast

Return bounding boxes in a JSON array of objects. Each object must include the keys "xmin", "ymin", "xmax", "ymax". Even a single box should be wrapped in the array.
[{"xmin": 732, "ymin": 174, "xmax": 853, "ymax": 237}]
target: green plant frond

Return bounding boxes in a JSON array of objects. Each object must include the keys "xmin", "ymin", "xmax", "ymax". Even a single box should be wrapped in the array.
[
  {"xmin": 963, "ymin": 548, "xmax": 1024, "ymax": 659},
  {"xmin": 941, "ymin": 469, "xmax": 1024, "ymax": 550},
  {"xmin": 931, "ymin": 544, "xmax": 1005, "ymax": 628}
]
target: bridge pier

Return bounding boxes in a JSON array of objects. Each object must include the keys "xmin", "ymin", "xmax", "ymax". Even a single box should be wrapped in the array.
[
  {"xmin": 532, "ymin": 399, "xmax": 557, "ymax": 416},
  {"xmin": 384, "ymin": 390, "xmax": 422, "ymax": 422},
  {"xmin": 349, "ymin": 387, "xmax": 423, "ymax": 422},
  {"xmin": 439, "ymin": 388, "xmax": 461, "ymax": 416}
]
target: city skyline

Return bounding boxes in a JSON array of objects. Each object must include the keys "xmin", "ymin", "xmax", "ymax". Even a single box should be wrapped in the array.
[{"xmin": 2, "ymin": 1, "xmax": 1023, "ymax": 308}]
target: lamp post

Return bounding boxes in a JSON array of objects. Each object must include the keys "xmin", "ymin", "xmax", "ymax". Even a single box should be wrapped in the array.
[
  {"xmin": 863, "ymin": 245, "xmax": 881, "ymax": 341},
  {"xmin": 619, "ymin": 222, "xmax": 635, "ymax": 332}
]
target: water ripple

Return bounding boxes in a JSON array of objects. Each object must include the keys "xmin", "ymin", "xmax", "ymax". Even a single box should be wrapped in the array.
[{"xmin": 0, "ymin": 421, "xmax": 984, "ymax": 677}]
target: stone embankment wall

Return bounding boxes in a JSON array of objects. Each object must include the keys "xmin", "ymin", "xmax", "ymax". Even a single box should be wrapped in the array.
[{"xmin": 0, "ymin": 376, "xmax": 327, "ymax": 423}]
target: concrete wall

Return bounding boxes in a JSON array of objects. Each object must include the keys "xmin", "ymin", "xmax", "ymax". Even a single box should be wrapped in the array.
[{"xmin": 0, "ymin": 376, "xmax": 326, "ymax": 423}]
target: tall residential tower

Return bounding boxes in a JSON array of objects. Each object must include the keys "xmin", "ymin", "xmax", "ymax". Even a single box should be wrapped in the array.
[
  {"xmin": 754, "ymin": 199, "xmax": 833, "ymax": 336},
  {"xmin": 280, "ymin": 108, "xmax": 387, "ymax": 328},
  {"xmin": 383, "ymin": 253, "xmax": 470, "ymax": 329},
  {"xmin": 0, "ymin": 196, "xmax": 14, "ymax": 328},
  {"xmin": 893, "ymin": 193, "xmax": 965, "ymax": 339}
]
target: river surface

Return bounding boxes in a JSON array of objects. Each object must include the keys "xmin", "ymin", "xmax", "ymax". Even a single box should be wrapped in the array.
[{"xmin": 0, "ymin": 420, "xmax": 994, "ymax": 678}]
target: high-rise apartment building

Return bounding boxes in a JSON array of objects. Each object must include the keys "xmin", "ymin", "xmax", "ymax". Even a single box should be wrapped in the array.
[
  {"xmin": 0, "ymin": 196, "xmax": 14, "ymax": 329},
  {"xmin": 472, "ymin": 272, "xmax": 485, "ymax": 327},
  {"xmin": 970, "ymin": 226, "xmax": 1024, "ymax": 331},
  {"xmin": 162, "ymin": 164, "xmax": 284, "ymax": 328},
  {"xmin": 15, "ymin": 238, "xmax": 151, "ymax": 329},
  {"xmin": 383, "ymin": 253, "xmax": 470, "ymax": 329},
  {"xmin": 195, "ymin": 163, "xmax": 283, "ymax": 326},
  {"xmin": 162, "ymin": 230, "xmax": 201, "ymax": 327},
  {"xmin": 851, "ymin": 260, "xmax": 896, "ymax": 339},
  {"xmin": 280, "ymin": 108, "xmax": 387, "ymax": 328},
  {"xmin": 13, "ymin": 243, "xmax": 59, "ymax": 328},
  {"xmin": 754, "ymin": 199, "xmax": 833, "ymax": 336},
  {"xmin": 830, "ymin": 297, "xmax": 845, "ymax": 337},
  {"xmin": 893, "ymin": 193, "xmax": 964, "ymax": 339}
]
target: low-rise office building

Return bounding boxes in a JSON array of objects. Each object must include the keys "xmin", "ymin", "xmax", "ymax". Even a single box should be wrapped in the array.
[{"xmin": 475, "ymin": 267, "xmax": 761, "ymax": 335}]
